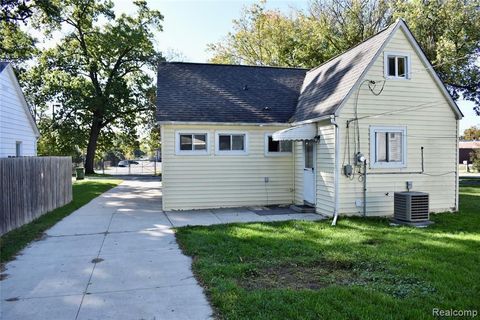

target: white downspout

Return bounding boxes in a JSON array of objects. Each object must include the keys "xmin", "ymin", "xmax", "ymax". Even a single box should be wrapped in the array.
[{"xmin": 330, "ymin": 115, "xmax": 340, "ymax": 226}]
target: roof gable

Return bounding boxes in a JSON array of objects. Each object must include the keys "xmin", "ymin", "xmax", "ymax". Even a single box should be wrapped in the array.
[
  {"xmin": 291, "ymin": 22, "xmax": 397, "ymax": 123},
  {"xmin": 0, "ymin": 62, "xmax": 8, "ymax": 73},
  {"xmin": 327, "ymin": 20, "xmax": 462, "ymax": 121},
  {"xmin": 1, "ymin": 62, "xmax": 40, "ymax": 137}
]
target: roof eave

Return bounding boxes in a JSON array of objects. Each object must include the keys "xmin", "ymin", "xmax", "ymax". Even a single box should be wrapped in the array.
[{"xmin": 157, "ymin": 121, "xmax": 289, "ymax": 127}]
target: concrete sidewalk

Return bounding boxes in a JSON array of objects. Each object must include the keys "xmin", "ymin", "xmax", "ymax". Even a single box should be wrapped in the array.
[
  {"xmin": 1, "ymin": 178, "xmax": 324, "ymax": 320},
  {"xmin": 1, "ymin": 178, "xmax": 212, "ymax": 320}
]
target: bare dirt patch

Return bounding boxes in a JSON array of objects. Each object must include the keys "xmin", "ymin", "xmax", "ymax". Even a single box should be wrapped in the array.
[
  {"xmin": 240, "ymin": 259, "xmax": 363, "ymax": 290},
  {"xmin": 239, "ymin": 259, "xmax": 435, "ymax": 298},
  {"xmin": 361, "ymin": 238, "xmax": 384, "ymax": 246}
]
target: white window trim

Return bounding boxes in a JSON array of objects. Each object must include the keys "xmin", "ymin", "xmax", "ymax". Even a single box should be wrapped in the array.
[
  {"xmin": 215, "ymin": 131, "xmax": 249, "ymax": 155},
  {"xmin": 175, "ymin": 131, "xmax": 209, "ymax": 156},
  {"xmin": 384, "ymin": 51, "xmax": 411, "ymax": 80},
  {"xmin": 264, "ymin": 133, "xmax": 292, "ymax": 156},
  {"xmin": 369, "ymin": 126, "xmax": 407, "ymax": 169}
]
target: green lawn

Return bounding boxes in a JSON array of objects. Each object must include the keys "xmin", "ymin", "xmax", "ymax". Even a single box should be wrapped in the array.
[
  {"xmin": 0, "ymin": 179, "xmax": 121, "ymax": 263},
  {"xmin": 176, "ymin": 186, "xmax": 480, "ymax": 320}
]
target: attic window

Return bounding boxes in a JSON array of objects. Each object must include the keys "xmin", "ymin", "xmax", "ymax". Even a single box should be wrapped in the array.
[{"xmin": 384, "ymin": 52, "xmax": 410, "ymax": 79}]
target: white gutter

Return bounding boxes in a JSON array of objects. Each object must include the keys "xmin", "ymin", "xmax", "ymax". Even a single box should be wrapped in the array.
[
  {"xmin": 157, "ymin": 121, "xmax": 288, "ymax": 127},
  {"xmin": 330, "ymin": 115, "xmax": 340, "ymax": 226},
  {"xmin": 290, "ymin": 114, "xmax": 333, "ymax": 126},
  {"xmin": 158, "ymin": 115, "xmax": 336, "ymax": 128}
]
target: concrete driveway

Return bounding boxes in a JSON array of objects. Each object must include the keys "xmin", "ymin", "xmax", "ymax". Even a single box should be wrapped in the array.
[
  {"xmin": 1, "ymin": 178, "xmax": 212, "ymax": 320},
  {"xmin": 1, "ymin": 177, "xmax": 323, "ymax": 320}
]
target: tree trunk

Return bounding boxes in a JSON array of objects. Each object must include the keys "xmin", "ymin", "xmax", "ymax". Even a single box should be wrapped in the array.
[{"xmin": 85, "ymin": 119, "xmax": 102, "ymax": 174}]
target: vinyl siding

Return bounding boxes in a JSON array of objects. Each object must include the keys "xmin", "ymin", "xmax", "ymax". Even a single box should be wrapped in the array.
[
  {"xmin": 316, "ymin": 122, "xmax": 335, "ymax": 216},
  {"xmin": 336, "ymin": 28, "xmax": 458, "ymax": 216},
  {"xmin": 0, "ymin": 68, "xmax": 37, "ymax": 157},
  {"xmin": 161, "ymin": 124, "xmax": 294, "ymax": 210}
]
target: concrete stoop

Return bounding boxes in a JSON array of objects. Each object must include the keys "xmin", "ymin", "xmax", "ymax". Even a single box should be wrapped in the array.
[{"xmin": 290, "ymin": 204, "xmax": 316, "ymax": 214}]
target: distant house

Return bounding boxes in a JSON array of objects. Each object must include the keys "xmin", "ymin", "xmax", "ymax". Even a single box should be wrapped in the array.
[
  {"xmin": 156, "ymin": 19, "xmax": 463, "ymax": 217},
  {"xmin": 0, "ymin": 62, "xmax": 40, "ymax": 157},
  {"xmin": 459, "ymin": 141, "xmax": 480, "ymax": 163}
]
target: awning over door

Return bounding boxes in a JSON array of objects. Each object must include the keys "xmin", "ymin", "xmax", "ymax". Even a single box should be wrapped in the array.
[{"xmin": 272, "ymin": 123, "xmax": 317, "ymax": 141}]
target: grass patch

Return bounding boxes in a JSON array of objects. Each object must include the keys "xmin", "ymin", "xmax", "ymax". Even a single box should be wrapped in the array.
[
  {"xmin": 0, "ymin": 179, "xmax": 121, "ymax": 263},
  {"xmin": 176, "ymin": 186, "xmax": 480, "ymax": 320}
]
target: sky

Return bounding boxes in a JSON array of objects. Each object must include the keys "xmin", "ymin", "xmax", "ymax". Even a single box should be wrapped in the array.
[
  {"xmin": 43, "ymin": 0, "xmax": 480, "ymax": 132},
  {"xmin": 113, "ymin": 0, "xmax": 309, "ymax": 62}
]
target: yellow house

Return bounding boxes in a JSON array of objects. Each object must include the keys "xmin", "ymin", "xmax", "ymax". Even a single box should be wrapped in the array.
[{"xmin": 156, "ymin": 19, "xmax": 463, "ymax": 219}]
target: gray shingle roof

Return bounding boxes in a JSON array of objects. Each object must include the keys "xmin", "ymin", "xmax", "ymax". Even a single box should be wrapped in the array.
[
  {"xmin": 291, "ymin": 23, "xmax": 396, "ymax": 122},
  {"xmin": 0, "ymin": 61, "xmax": 9, "ymax": 73},
  {"xmin": 156, "ymin": 22, "xmax": 398, "ymax": 124},
  {"xmin": 156, "ymin": 63, "xmax": 307, "ymax": 123}
]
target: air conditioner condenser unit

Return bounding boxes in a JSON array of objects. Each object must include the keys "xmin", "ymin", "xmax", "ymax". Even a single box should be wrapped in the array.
[{"xmin": 393, "ymin": 191, "xmax": 431, "ymax": 226}]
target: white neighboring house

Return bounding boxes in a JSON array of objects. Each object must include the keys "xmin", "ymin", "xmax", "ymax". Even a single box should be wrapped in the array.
[{"xmin": 0, "ymin": 62, "xmax": 40, "ymax": 157}]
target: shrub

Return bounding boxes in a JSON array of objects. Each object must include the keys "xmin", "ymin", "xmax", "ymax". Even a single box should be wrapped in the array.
[{"xmin": 470, "ymin": 149, "xmax": 480, "ymax": 172}]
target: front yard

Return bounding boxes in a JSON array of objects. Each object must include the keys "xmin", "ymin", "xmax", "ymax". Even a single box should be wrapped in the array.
[{"xmin": 176, "ymin": 185, "xmax": 480, "ymax": 319}]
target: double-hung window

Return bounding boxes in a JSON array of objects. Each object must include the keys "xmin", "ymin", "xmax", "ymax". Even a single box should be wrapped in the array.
[
  {"xmin": 216, "ymin": 132, "xmax": 248, "ymax": 155},
  {"xmin": 370, "ymin": 126, "xmax": 407, "ymax": 168},
  {"xmin": 176, "ymin": 132, "xmax": 208, "ymax": 155},
  {"xmin": 384, "ymin": 52, "xmax": 410, "ymax": 79},
  {"xmin": 265, "ymin": 134, "xmax": 292, "ymax": 155}
]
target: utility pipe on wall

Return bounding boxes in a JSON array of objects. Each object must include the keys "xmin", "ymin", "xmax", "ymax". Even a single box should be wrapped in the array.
[
  {"xmin": 330, "ymin": 115, "xmax": 340, "ymax": 226},
  {"xmin": 363, "ymin": 160, "xmax": 367, "ymax": 217}
]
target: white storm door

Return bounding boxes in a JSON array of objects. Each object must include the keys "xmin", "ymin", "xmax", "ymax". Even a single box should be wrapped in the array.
[{"xmin": 303, "ymin": 140, "xmax": 315, "ymax": 205}]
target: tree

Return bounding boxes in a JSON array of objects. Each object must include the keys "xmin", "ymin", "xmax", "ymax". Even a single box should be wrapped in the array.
[
  {"xmin": 141, "ymin": 125, "xmax": 161, "ymax": 157},
  {"xmin": 470, "ymin": 149, "xmax": 480, "ymax": 172},
  {"xmin": 208, "ymin": 0, "xmax": 480, "ymax": 112},
  {"xmin": 27, "ymin": 0, "xmax": 163, "ymax": 174},
  {"xmin": 462, "ymin": 126, "xmax": 480, "ymax": 141},
  {"xmin": 391, "ymin": 0, "xmax": 480, "ymax": 115},
  {"xmin": 208, "ymin": 0, "xmax": 392, "ymax": 67},
  {"xmin": 0, "ymin": 0, "xmax": 60, "ymax": 66}
]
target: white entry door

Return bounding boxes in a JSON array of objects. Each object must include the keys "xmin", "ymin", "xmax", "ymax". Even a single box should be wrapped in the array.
[{"xmin": 303, "ymin": 140, "xmax": 315, "ymax": 205}]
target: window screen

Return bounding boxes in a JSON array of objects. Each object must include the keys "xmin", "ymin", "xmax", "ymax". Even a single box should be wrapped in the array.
[
  {"xmin": 232, "ymin": 135, "xmax": 244, "ymax": 150},
  {"xmin": 179, "ymin": 134, "xmax": 207, "ymax": 151},
  {"xmin": 376, "ymin": 133, "xmax": 387, "ymax": 162},
  {"xmin": 305, "ymin": 141, "xmax": 314, "ymax": 168},
  {"xmin": 388, "ymin": 132, "xmax": 402, "ymax": 162},
  {"xmin": 193, "ymin": 135, "xmax": 206, "ymax": 150},
  {"xmin": 267, "ymin": 136, "xmax": 292, "ymax": 153},
  {"xmin": 386, "ymin": 54, "xmax": 408, "ymax": 78},
  {"xmin": 397, "ymin": 57, "xmax": 406, "ymax": 77},
  {"xmin": 218, "ymin": 134, "xmax": 245, "ymax": 151},
  {"xmin": 375, "ymin": 131, "xmax": 403, "ymax": 163}
]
